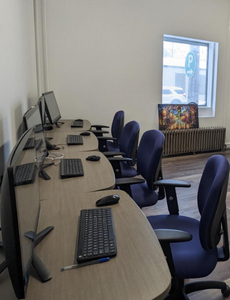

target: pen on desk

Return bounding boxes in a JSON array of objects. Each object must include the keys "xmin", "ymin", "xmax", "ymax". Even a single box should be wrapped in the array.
[{"xmin": 61, "ymin": 257, "xmax": 110, "ymax": 272}]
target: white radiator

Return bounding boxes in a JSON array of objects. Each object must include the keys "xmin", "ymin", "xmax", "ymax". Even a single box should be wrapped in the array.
[{"xmin": 162, "ymin": 127, "xmax": 226, "ymax": 156}]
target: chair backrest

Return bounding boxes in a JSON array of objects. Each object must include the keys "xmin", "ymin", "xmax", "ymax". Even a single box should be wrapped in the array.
[
  {"xmin": 136, "ymin": 130, "xmax": 165, "ymax": 190},
  {"xmin": 119, "ymin": 121, "xmax": 140, "ymax": 166},
  {"xmin": 111, "ymin": 111, "xmax": 124, "ymax": 146},
  {"xmin": 198, "ymin": 155, "xmax": 229, "ymax": 254}
]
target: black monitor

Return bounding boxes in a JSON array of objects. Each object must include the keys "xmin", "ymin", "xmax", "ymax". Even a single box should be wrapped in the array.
[
  {"xmin": 0, "ymin": 128, "xmax": 53, "ymax": 299},
  {"xmin": 23, "ymin": 105, "xmax": 43, "ymax": 132},
  {"xmin": 37, "ymin": 96, "xmax": 46, "ymax": 126},
  {"xmin": 43, "ymin": 91, "xmax": 61, "ymax": 126}
]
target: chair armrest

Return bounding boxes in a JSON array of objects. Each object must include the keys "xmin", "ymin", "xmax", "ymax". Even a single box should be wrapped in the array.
[
  {"xmin": 153, "ymin": 179, "xmax": 191, "ymax": 215},
  {"xmin": 103, "ymin": 151, "xmax": 125, "ymax": 157},
  {"xmin": 154, "ymin": 229, "xmax": 192, "ymax": 243},
  {"xmin": 115, "ymin": 177, "xmax": 145, "ymax": 197},
  {"xmin": 90, "ymin": 129, "xmax": 109, "ymax": 138},
  {"xmin": 91, "ymin": 124, "xmax": 110, "ymax": 130},
  {"xmin": 153, "ymin": 179, "xmax": 191, "ymax": 188},
  {"xmin": 116, "ymin": 177, "xmax": 145, "ymax": 185},
  {"xmin": 154, "ymin": 229, "xmax": 192, "ymax": 279},
  {"xmin": 97, "ymin": 136, "xmax": 117, "ymax": 141},
  {"xmin": 90, "ymin": 129, "xmax": 109, "ymax": 135},
  {"xmin": 108, "ymin": 157, "xmax": 133, "ymax": 162}
]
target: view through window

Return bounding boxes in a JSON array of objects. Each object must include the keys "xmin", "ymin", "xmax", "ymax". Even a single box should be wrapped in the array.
[{"xmin": 162, "ymin": 35, "xmax": 218, "ymax": 112}]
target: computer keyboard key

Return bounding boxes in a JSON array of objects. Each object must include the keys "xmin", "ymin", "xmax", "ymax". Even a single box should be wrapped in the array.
[
  {"xmin": 23, "ymin": 138, "xmax": 35, "ymax": 150},
  {"xmin": 14, "ymin": 162, "xmax": 37, "ymax": 186},
  {"xmin": 71, "ymin": 120, "xmax": 83, "ymax": 128},
  {"xmin": 76, "ymin": 208, "xmax": 117, "ymax": 263},
  {"xmin": 60, "ymin": 158, "xmax": 84, "ymax": 178},
  {"xmin": 67, "ymin": 135, "xmax": 83, "ymax": 145}
]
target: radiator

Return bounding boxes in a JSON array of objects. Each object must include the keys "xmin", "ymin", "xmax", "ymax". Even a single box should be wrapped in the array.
[{"xmin": 162, "ymin": 127, "xmax": 226, "ymax": 156}]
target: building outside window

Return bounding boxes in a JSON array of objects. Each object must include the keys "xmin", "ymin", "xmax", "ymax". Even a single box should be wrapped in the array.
[{"xmin": 162, "ymin": 35, "xmax": 218, "ymax": 117}]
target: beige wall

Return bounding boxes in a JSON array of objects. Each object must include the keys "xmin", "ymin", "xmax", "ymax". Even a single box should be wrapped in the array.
[
  {"xmin": 42, "ymin": 0, "xmax": 230, "ymax": 141},
  {"xmin": 0, "ymin": 0, "xmax": 37, "ymax": 175},
  {"xmin": 1, "ymin": 0, "xmax": 230, "ymax": 177}
]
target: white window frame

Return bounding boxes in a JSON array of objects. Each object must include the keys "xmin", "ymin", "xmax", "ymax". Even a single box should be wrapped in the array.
[{"xmin": 163, "ymin": 34, "xmax": 219, "ymax": 117}]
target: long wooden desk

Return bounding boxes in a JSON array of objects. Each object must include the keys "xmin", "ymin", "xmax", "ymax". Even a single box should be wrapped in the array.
[
  {"xmin": 26, "ymin": 190, "xmax": 171, "ymax": 300},
  {"xmin": 0, "ymin": 119, "xmax": 171, "ymax": 300},
  {"xmin": 39, "ymin": 151, "xmax": 115, "ymax": 199},
  {"xmin": 51, "ymin": 119, "xmax": 91, "ymax": 132},
  {"xmin": 46, "ymin": 130, "xmax": 98, "ymax": 151}
]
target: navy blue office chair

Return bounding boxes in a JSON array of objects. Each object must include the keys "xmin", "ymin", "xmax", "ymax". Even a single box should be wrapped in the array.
[
  {"xmin": 91, "ymin": 110, "xmax": 124, "ymax": 146},
  {"xmin": 147, "ymin": 155, "xmax": 230, "ymax": 299},
  {"xmin": 115, "ymin": 130, "xmax": 165, "ymax": 207},
  {"xmin": 104, "ymin": 121, "xmax": 140, "ymax": 178}
]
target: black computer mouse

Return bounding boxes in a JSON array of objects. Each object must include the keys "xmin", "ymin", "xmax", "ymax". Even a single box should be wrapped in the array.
[
  {"xmin": 80, "ymin": 131, "xmax": 91, "ymax": 136},
  {"xmin": 86, "ymin": 155, "xmax": 101, "ymax": 161},
  {"xmin": 96, "ymin": 195, "xmax": 120, "ymax": 206},
  {"xmin": 45, "ymin": 125, "xmax": 53, "ymax": 131}
]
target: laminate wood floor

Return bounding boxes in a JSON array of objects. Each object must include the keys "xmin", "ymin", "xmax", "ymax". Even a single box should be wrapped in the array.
[{"xmin": 142, "ymin": 150, "xmax": 230, "ymax": 300}]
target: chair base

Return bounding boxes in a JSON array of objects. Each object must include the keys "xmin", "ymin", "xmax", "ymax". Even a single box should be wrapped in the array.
[{"xmin": 166, "ymin": 280, "xmax": 230, "ymax": 299}]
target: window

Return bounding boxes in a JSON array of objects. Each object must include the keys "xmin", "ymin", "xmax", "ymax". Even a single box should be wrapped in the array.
[{"xmin": 162, "ymin": 35, "xmax": 219, "ymax": 117}]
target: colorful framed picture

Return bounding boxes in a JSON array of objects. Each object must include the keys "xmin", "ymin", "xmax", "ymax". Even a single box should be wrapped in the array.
[{"xmin": 158, "ymin": 103, "xmax": 199, "ymax": 131}]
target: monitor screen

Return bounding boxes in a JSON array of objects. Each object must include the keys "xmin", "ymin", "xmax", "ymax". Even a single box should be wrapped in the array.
[
  {"xmin": 0, "ymin": 127, "xmax": 49, "ymax": 299},
  {"xmin": 43, "ymin": 91, "xmax": 61, "ymax": 125},
  {"xmin": 23, "ymin": 105, "xmax": 43, "ymax": 132}
]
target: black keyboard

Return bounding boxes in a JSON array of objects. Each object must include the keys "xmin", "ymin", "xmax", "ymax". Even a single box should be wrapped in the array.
[
  {"xmin": 76, "ymin": 208, "xmax": 117, "ymax": 263},
  {"xmin": 14, "ymin": 162, "xmax": 37, "ymax": 186},
  {"xmin": 23, "ymin": 137, "xmax": 35, "ymax": 150},
  {"xmin": 71, "ymin": 120, "xmax": 83, "ymax": 128},
  {"xmin": 67, "ymin": 135, "xmax": 83, "ymax": 145},
  {"xmin": 35, "ymin": 139, "xmax": 43, "ymax": 150},
  {"xmin": 60, "ymin": 158, "xmax": 84, "ymax": 178},
  {"xmin": 34, "ymin": 124, "xmax": 43, "ymax": 133}
]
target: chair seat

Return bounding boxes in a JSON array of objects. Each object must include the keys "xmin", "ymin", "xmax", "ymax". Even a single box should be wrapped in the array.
[
  {"xmin": 147, "ymin": 215, "xmax": 218, "ymax": 279},
  {"xmin": 107, "ymin": 141, "xmax": 120, "ymax": 152},
  {"xmin": 120, "ymin": 162, "xmax": 138, "ymax": 178},
  {"xmin": 131, "ymin": 182, "xmax": 158, "ymax": 208}
]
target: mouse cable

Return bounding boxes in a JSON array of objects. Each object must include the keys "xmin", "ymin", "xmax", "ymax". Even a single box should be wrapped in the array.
[{"xmin": 45, "ymin": 151, "xmax": 64, "ymax": 161}]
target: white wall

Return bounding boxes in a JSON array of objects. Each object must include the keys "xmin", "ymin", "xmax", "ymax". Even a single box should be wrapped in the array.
[
  {"xmin": 0, "ymin": 0, "xmax": 37, "ymax": 176},
  {"xmin": 43, "ymin": 0, "xmax": 230, "ymax": 141}
]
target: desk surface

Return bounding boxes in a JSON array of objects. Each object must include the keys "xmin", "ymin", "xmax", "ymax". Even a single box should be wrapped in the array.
[
  {"xmin": 51, "ymin": 119, "xmax": 91, "ymax": 132},
  {"xmin": 39, "ymin": 151, "xmax": 115, "ymax": 199},
  {"xmin": 46, "ymin": 130, "xmax": 98, "ymax": 151},
  {"xmin": 26, "ymin": 190, "xmax": 171, "ymax": 300}
]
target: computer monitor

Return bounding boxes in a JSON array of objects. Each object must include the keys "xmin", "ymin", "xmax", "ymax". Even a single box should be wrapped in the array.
[
  {"xmin": 23, "ymin": 105, "xmax": 43, "ymax": 132},
  {"xmin": 0, "ymin": 128, "xmax": 53, "ymax": 299},
  {"xmin": 37, "ymin": 96, "xmax": 46, "ymax": 126},
  {"xmin": 43, "ymin": 91, "xmax": 61, "ymax": 126}
]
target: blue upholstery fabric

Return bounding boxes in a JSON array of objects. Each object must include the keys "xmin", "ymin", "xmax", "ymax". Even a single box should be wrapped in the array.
[
  {"xmin": 111, "ymin": 110, "xmax": 124, "ymax": 146},
  {"xmin": 131, "ymin": 182, "xmax": 159, "ymax": 208},
  {"xmin": 136, "ymin": 130, "xmax": 165, "ymax": 190},
  {"xmin": 106, "ymin": 141, "xmax": 120, "ymax": 152},
  {"xmin": 147, "ymin": 155, "xmax": 229, "ymax": 285},
  {"xmin": 123, "ymin": 130, "xmax": 164, "ymax": 208},
  {"xmin": 119, "ymin": 121, "xmax": 140, "ymax": 160},
  {"xmin": 197, "ymin": 155, "xmax": 229, "ymax": 250},
  {"xmin": 148, "ymin": 215, "xmax": 218, "ymax": 279},
  {"xmin": 120, "ymin": 161, "xmax": 139, "ymax": 178}
]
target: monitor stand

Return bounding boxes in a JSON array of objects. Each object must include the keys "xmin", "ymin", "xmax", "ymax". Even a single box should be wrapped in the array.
[
  {"xmin": 39, "ymin": 163, "xmax": 54, "ymax": 181},
  {"xmin": 55, "ymin": 121, "xmax": 65, "ymax": 128},
  {"xmin": 25, "ymin": 226, "xmax": 54, "ymax": 282},
  {"xmin": 0, "ymin": 226, "xmax": 54, "ymax": 282}
]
